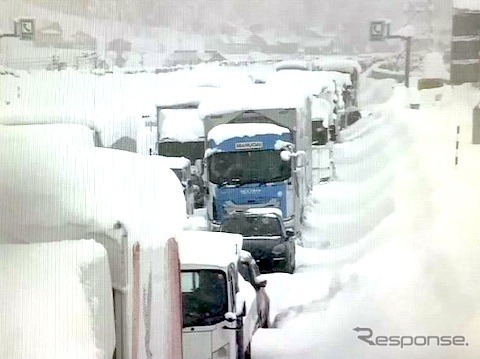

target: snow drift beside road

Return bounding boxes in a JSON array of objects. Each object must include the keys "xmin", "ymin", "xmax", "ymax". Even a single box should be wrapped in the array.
[{"xmin": 253, "ymin": 83, "xmax": 480, "ymax": 358}]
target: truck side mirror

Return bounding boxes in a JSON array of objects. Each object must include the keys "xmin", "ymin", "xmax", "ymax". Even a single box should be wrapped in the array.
[
  {"xmin": 295, "ymin": 151, "xmax": 306, "ymax": 168},
  {"xmin": 285, "ymin": 228, "xmax": 295, "ymax": 238},
  {"xmin": 280, "ymin": 150, "xmax": 292, "ymax": 162},
  {"xmin": 224, "ymin": 312, "xmax": 237, "ymax": 322}
]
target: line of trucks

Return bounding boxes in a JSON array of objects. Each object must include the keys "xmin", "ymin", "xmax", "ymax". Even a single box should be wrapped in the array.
[{"xmin": 0, "ymin": 59, "xmax": 361, "ymax": 359}]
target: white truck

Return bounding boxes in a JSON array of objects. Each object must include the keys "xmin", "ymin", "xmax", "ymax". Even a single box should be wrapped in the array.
[
  {"xmin": 0, "ymin": 142, "xmax": 187, "ymax": 359},
  {"xmin": 177, "ymin": 231, "xmax": 266, "ymax": 359}
]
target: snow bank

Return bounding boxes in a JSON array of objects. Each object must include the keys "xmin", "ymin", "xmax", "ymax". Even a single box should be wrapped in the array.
[
  {"xmin": 253, "ymin": 82, "xmax": 480, "ymax": 359},
  {"xmin": 0, "ymin": 240, "xmax": 114, "ymax": 359},
  {"xmin": 208, "ymin": 123, "xmax": 290, "ymax": 145}
]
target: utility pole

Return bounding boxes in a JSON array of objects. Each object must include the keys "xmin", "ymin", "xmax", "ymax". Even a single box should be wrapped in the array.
[
  {"xmin": 369, "ymin": 20, "xmax": 413, "ymax": 88},
  {"xmin": 387, "ymin": 25, "xmax": 412, "ymax": 88}
]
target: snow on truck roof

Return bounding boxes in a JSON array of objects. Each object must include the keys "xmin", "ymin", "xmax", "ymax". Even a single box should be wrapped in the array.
[
  {"xmin": 154, "ymin": 155, "xmax": 191, "ymax": 169},
  {"xmin": 454, "ymin": 0, "xmax": 480, "ymax": 11},
  {"xmin": 159, "ymin": 109, "xmax": 203, "ymax": 142},
  {"xmin": 0, "ymin": 107, "xmax": 142, "ymax": 148},
  {"xmin": 0, "ymin": 240, "xmax": 115, "ymax": 359},
  {"xmin": 0, "ymin": 124, "xmax": 95, "ymax": 147},
  {"xmin": 198, "ymin": 84, "xmax": 309, "ymax": 119},
  {"xmin": 313, "ymin": 58, "xmax": 361, "ymax": 74},
  {"xmin": 0, "ymin": 144, "xmax": 187, "ymax": 248},
  {"xmin": 177, "ymin": 231, "xmax": 243, "ymax": 269},
  {"xmin": 267, "ymin": 70, "xmax": 351, "ymax": 93},
  {"xmin": 207, "ymin": 123, "xmax": 289, "ymax": 144}
]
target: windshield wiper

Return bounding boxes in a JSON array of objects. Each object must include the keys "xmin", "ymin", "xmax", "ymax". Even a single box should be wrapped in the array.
[
  {"xmin": 218, "ymin": 178, "xmax": 241, "ymax": 188},
  {"xmin": 263, "ymin": 175, "xmax": 289, "ymax": 184}
]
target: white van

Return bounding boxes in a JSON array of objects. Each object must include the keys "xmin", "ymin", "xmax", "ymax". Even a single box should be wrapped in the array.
[{"xmin": 177, "ymin": 231, "xmax": 265, "ymax": 359}]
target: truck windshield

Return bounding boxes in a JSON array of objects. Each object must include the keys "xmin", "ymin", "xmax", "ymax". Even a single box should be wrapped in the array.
[
  {"xmin": 158, "ymin": 141, "xmax": 204, "ymax": 163},
  {"xmin": 181, "ymin": 270, "xmax": 228, "ymax": 327},
  {"xmin": 222, "ymin": 215, "xmax": 283, "ymax": 237},
  {"xmin": 208, "ymin": 150, "xmax": 291, "ymax": 185}
]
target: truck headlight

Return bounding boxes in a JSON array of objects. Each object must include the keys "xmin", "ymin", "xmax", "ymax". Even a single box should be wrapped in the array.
[
  {"xmin": 212, "ymin": 344, "xmax": 229, "ymax": 358},
  {"xmin": 272, "ymin": 243, "xmax": 286, "ymax": 255}
]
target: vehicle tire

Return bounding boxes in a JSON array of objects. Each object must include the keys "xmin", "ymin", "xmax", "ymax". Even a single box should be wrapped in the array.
[
  {"xmin": 245, "ymin": 344, "xmax": 252, "ymax": 359},
  {"xmin": 262, "ymin": 300, "xmax": 270, "ymax": 328},
  {"xmin": 287, "ymin": 248, "xmax": 296, "ymax": 274}
]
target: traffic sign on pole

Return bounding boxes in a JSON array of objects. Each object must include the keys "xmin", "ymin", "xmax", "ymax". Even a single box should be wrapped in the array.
[
  {"xmin": 370, "ymin": 21, "xmax": 386, "ymax": 42},
  {"xmin": 15, "ymin": 18, "xmax": 35, "ymax": 41}
]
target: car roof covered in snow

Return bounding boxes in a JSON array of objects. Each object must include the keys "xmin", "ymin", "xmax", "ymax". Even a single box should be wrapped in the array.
[
  {"xmin": 177, "ymin": 231, "xmax": 243, "ymax": 269},
  {"xmin": 198, "ymin": 84, "xmax": 308, "ymax": 119},
  {"xmin": 207, "ymin": 123, "xmax": 290, "ymax": 144},
  {"xmin": 245, "ymin": 207, "xmax": 284, "ymax": 218}
]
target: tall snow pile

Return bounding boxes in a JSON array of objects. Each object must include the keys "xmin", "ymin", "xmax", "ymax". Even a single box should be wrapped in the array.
[
  {"xmin": 253, "ymin": 82, "xmax": 480, "ymax": 358},
  {"xmin": 0, "ymin": 240, "xmax": 115, "ymax": 359}
]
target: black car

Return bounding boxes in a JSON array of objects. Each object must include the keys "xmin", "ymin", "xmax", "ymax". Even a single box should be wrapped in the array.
[{"xmin": 221, "ymin": 209, "xmax": 296, "ymax": 274}]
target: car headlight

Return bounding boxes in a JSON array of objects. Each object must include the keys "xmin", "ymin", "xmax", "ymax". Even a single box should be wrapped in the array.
[
  {"xmin": 212, "ymin": 344, "xmax": 229, "ymax": 358},
  {"xmin": 272, "ymin": 243, "xmax": 286, "ymax": 255}
]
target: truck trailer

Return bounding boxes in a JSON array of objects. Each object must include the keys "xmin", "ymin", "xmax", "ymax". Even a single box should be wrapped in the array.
[{"xmin": 0, "ymin": 142, "xmax": 187, "ymax": 359}]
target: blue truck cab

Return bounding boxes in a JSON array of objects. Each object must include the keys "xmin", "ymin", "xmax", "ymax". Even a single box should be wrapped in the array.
[
  {"xmin": 205, "ymin": 123, "xmax": 295, "ymax": 230},
  {"xmin": 199, "ymin": 85, "xmax": 313, "ymax": 234}
]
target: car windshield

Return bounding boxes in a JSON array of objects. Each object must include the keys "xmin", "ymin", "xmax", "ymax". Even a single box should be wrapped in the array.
[
  {"xmin": 158, "ymin": 141, "xmax": 203, "ymax": 163},
  {"xmin": 181, "ymin": 270, "xmax": 228, "ymax": 327},
  {"xmin": 207, "ymin": 150, "xmax": 291, "ymax": 185},
  {"xmin": 222, "ymin": 214, "xmax": 283, "ymax": 237}
]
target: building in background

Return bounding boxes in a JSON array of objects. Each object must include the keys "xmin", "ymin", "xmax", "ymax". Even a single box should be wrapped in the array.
[{"xmin": 450, "ymin": 0, "xmax": 480, "ymax": 84}]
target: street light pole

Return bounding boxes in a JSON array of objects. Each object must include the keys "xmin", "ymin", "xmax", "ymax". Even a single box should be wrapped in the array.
[{"xmin": 387, "ymin": 25, "xmax": 412, "ymax": 88}]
